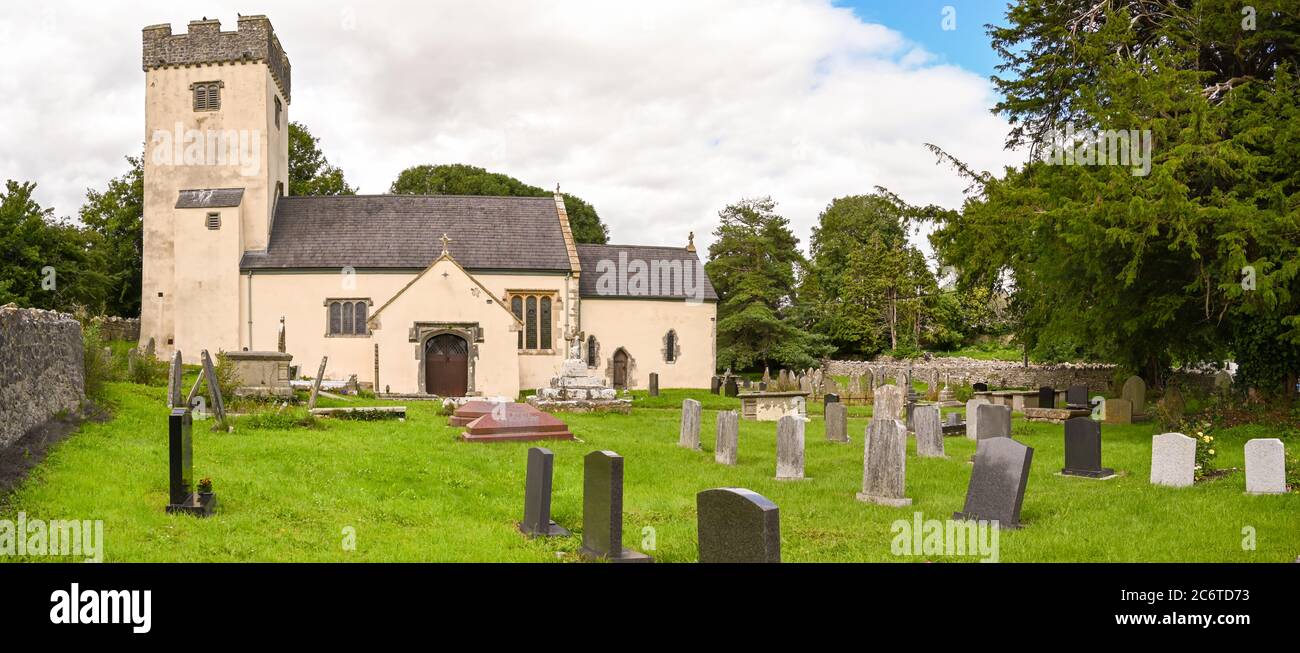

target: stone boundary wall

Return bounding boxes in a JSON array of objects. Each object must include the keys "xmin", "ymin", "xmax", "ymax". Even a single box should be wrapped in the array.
[
  {"xmin": 0, "ymin": 306, "xmax": 85, "ymax": 449},
  {"xmin": 822, "ymin": 357, "xmax": 1217, "ymax": 394},
  {"xmin": 91, "ymin": 316, "xmax": 140, "ymax": 342}
]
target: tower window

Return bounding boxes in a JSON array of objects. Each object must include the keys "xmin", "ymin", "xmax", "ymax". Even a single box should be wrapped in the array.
[
  {"xmin": 274, "ymin": 96, "xmax": 282, "ymax": 128},
  {"xmin": 192, "ymin": 81, "xmax": 223, "ymax": 111},
  {"xmin": 664, "ymin": 330, "xmax": 679, "ymax": 363},
  {"xmin": 205, "ymin": 212, "xmax": 221, "ymax": 230}
]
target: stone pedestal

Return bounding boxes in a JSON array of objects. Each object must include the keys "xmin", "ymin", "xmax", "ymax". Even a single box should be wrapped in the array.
[{"xmin": 529, "ymin": 357, "xmax": 631, "ymax": 414}]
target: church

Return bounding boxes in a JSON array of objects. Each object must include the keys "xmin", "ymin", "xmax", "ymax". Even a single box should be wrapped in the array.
[{"xmin": 139, "ymin": 15, "xmax": 717, "ymax": 397}]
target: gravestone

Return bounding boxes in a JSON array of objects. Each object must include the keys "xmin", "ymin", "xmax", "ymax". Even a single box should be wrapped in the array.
[
  {"xmin": 1212, "ymin": 371, "xmax": 1232, "ymax": 394},
  {"xmin": 953, "ymin": 437, "xmax": 1033, "ymax": 528},
  {"xmin": 913, "ymin": 405, "xmax": 945, "ymax": 458},
  {"xmin": 974, "ymin": 403, "xmax": 1011, "ymax": 441},
  {"xmin": 724, "ymin": 376, "xmax": 739, "ymax": 397},
  {"xmin": 696, "ymin": 488, "xmax": 781, "ymax": 563},
  {"xmin": 856, "ymin": 419, "xmax": 910, "ymax": 506},
  {"xmin": 200, "ymin": 349, "xmax": 227, "ymax": 422},
  {"xmin": 758, "ymin": 382, "xmax": 767, "ymax": 391},
  {"xmin": 166, "ymin": 408, "xmax": 215, "ymax": 516},
  {"xmin": 648, "ymin": 372, "xmax": 659, "ymax": 397},
  {"xmin": 775, "ymin": 416, "xmax": 805, "ymax": 480},
  {"xmin": 825, "ymin": 376, "xmax": 839, "ymax": 396},
  {"xmin": 580, "ymin": 451, "xmax": 652, "ymax": 562},
  {"xmin": 1244, "ymin": 438, "xmax": 1286, "ymax": 495},
  {"xmin": 127, "ymin": 348, "xmax": 138, "ymax": 378},
  {"xmin": 715, "ymin": 410, "xmax": 740, "ymax": 465},
  {"xmin": 679, "ymin": 398, "xmax": 702, "ymax": 450},
  {"xmin": 1038, "ymin": 386, "xmax": 1055, "ymax": 410},
  {"xmin": 1066, "ymin": 385, "xmax": 1088, "ymax": 408},
  {"xmin": 873, "ymin": 385, "xmax": 905, "ymax": 422},
  {"xmin": 762, "ymin": 367, "xmax": 771, "ymax": 386},
  {"xmin": 973, "ymin": 382, "xmax": 988, "ymax": 392},
  {"xmin": 1160, "ymin": 387, "xmax": 1185, "ymax": 422},
  {"xmin": 144, "ymin": 336, "xmax": 156, "ymax": 357},
  {"xmin": 1103, "ymin": 398, "xmax": 1132, "ymax": 425},
  {"xmin": 710, "ymin": 376, "xmax": 721, "ymax": 395},
  {"xmin": 824, "ymin": 402, "xmax": 849, "ymax": 443},
  {"xmin": 277, "ymin": 316, "xmax": 286, "ymax": 353},
  {"xmin": 1121, "ymin": 376, "xmax": 1146, "ymax": 415},
  {"xmin": 824, "ymin": 393, "xmax": 840, "ymax": 408},
  {"xmin": 166, "ymin": 351, "xmax": 183, "ymax": 408},
  {"xmin": 519, "ymin": 447, "xmax": 569, "ymax": 537},
  {"xmin": 742, "ymin": 379, "xmax": 751, "ymax": 389},
  {"xmin": 306, "ymin": 355, "xmax": 327, "ymax": 410},
  {"xmin": 1061, "ymin": 417, "xmax": 1115, "ymax": 478},
  {"xmin": 965, "ymin": 398, "xmax": 990, "ymax": 440},
  {"xmin": 1150, "ymin": 433, "xmax": 1196, "ymax": 487}
]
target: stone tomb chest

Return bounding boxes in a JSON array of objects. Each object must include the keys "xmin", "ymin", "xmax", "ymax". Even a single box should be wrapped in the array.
[
  {"xmin": 738, "ymin": 391, "xmax": 809, "ymax": 421},
  {"xmin": 224, "ymin": 351, "xmax": 293, "ymax": 399}
]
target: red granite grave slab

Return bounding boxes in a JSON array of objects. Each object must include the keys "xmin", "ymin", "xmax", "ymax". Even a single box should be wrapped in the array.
[
  {"xmin": 461, "ymin": 403, "xmax": 574, "ymax": 442},
  {"xmin": 449, "ymin": 400, "xmax": 497, "ymax": 426}
]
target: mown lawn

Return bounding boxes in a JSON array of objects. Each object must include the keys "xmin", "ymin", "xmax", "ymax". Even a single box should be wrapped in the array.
[{"xmin": 2, "ymin": 382, "xmax": 1296, "ymax": 562}]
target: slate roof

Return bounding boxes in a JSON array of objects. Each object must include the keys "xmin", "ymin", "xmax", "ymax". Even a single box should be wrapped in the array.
[
  {"xmin": 576, "ymin": 244, "xmax": 718, "ymax": 301},
  {"xmin": 240, "ymin": 195, "xmax": 573, "ymax": 272},
  {"xmin": 176, "ymin": 188, "xmax": 244, "ymax": 209}
]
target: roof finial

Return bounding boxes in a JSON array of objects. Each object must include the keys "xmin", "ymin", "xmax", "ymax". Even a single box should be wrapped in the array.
[
  {"xmin": 555, "ymin": 183, "xmax": 561, "ymax": 195},
  {"xmin": 686, "ymin": 231, "xmax": 696, "ymax": 252},
  {"xmin": 440, "ymin": 233, "xmax": 452, "ymax": 256}
]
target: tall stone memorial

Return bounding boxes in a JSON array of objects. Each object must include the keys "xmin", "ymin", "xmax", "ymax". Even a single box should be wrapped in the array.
[
  {"xmin": 580, "ymin": 451, "xmax": 652, "ymax": 562},
  {"xmin": 715, "ymin": 410, "xmax": 739, "ymax": 465},
  {"xmin": 519, "ymin": 447, "xmax": 569, "ymax": 537},
  {"xmin": 696, "ymin": 488, "xmax": 780, "ymax": 563},
  {"xmin": 679, "ymin": 398, "xmax": 702, "ymax": 450},
  {"xmin": 953, "ymin": 437, "xmax": 1033, "ymax": 528},
  {"xmin": 166, "ymin": 408, "xmax": 216, "ymax": 516},
  {"xmin": 856, "ymin": 418, "xmax": 911, "ymax": 506},
  {"xmin": 873, "ymin": 384, "xmax": 904, "ymax": 422}
]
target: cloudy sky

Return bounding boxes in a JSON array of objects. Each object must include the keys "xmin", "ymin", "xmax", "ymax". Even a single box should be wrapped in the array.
[{"xmin": 0, "ymin": 1, "xmax": 1023, "ymax": 255}]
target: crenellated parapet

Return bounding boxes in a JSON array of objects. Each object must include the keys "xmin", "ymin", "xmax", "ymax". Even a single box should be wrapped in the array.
[{"xmin": 142, "ymin": 15, "xmax": 291, "ymax": 102}]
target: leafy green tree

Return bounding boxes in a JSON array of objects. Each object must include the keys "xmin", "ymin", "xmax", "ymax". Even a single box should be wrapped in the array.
[
  {"xmin": 288, "ymin": 122, "xmax": 356, "ymax": 196},
  {"xmin": 0, "ymin": 180, "xmax": 110, "ymax": 312},
  {"xmin": 930, "ymin": 1, "xmax": 1300, "ymax": 396},
  {"xmin": 705, "ymin": 197, "xmax": 828, "ymax": 371},
  {"xmin": 390, "ymin": 163, "xmax": 609, "ymax": 244},
  {"xmin": 79, "ymin": 155, "xmax": 143, "ymax": 317}
]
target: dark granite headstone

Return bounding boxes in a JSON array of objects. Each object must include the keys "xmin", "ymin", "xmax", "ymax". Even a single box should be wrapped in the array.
[
  {"xmin": 697, "ymin": 488, "xmax": 780, "ymax": 563},
  {"xmin": 824, "ymin": 392, "xmax": 840, "ymax": 407},
  {"xmin": 710, "ymin": 376, "xmax": 721, "ymax": 394},
  {"xmin": 1066, "ymin": 385, "xmax": 1088, "ymax": 408},
  {"xmin": 580, "ymin": 451, "xmax": 652, "ymax": 562},
  {"xmin": 954, "ymin": 437, "xmax": 1032, "ymax": 528},
  {"xmin": 1038, "ymin": 386, "xmax": 1055, "ymax": 410},
  {"xmin": 758, "ymin": 381, "xmax": 767, "ymax": 391},
  {"xmin": 724, "ymin": 376, "xmax": 739, "ymax": 397},
  {"xmin": 648, "ymin": 373, "xmax": 659, "ymax": 397},
  {"xmin": 973, "ymin": 382, "xmax": 989, "ymax": 392},
  {"xmin": 519, "ymin": 447, "xmax": 570, "ymax": 537},
  {"xmin": 166, "ymin": 408, "xmax": 215, "ymax": 516},
  {"xmin": 1062, "ymin": 417, "xmax": 1115, "ymax": 478}
]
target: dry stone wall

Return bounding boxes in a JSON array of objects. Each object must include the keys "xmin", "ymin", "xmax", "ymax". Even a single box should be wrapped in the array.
[
  {"xmin": 822, "ymin": 357, "xmax": 1217, "ymax": 393},
  {"xmin": 0, "ymin": 305, "xmax": 85, "ymax": 449}
]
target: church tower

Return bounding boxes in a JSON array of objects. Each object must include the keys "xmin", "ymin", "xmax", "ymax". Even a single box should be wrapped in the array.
[{"xmin": 140, "ymin": 16, "xmax": 291, "ymax": 360}]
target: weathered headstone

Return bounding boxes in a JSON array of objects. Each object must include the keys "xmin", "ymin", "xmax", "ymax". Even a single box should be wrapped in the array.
[
  {"xmin": 1103, "ymin": 398, "xmax": 1132, "ymax": 424},
  {"xmin": 580, "ymin": 451, "xmax": 652, "ymax": 562},
  {"xmin": 724, "ymin": 376, "xmax": 739, "ymax": 397},
  {"xmin": 127, "ymin": 348, "xmax": 139, "ymax": 378},
  {"xmin": 1066, "ymin": 385, "xmax": 1088, "ymax": 408},
  {"xmin": 306, "ymin": 355, "xmax": 327, "ymax": 411},
  {"xmin": 973, "ymin": 382, "xmax": 989, "ymax": 392},
  {"xmin": 648, "ymin": 372, "xmax": 659, "ymax": 397},
  {"xmin": 824, "ymin": 402, "xmax": 848, "ymax": 443},
  {"xmin": 166, "ymin": 408, "xmax": 215, "ymax": 516},
  {"xmin": 1244, "ymin": 438, "xmax": 1286, "ymax": 495},
  {"xmin": 974, "ymin": 403, "xmax": 1011, "ymax": 441},
  {"xmin": 762, "ymin": 366, "xmax": 771, "ymax": 386},
  {"xmin": 953, "ymin": 437, "xmax": 1033, "ymax": 528},
  {"xmin": 1150, "ymin": 433, "xmax": 1196, "ymax": 487},
  {"xmin": 857, "ymin": 419, "xmax": 910, "ymax": 506},
  {"xmin": 1160, "ymin": 387, "xmax": 1185, "ymax": 422},
  {"xmin": 1038, "ymin": 386, "xmax": 1055, "ymax": 410},
  {"xmin": 715, "ymin": 410, "xmax": 739, "ymax": 465},
  {"xmin": 824, "ymin": 392, "xmax": 840, "ymax": 408},
  {"xmin": 1121, "ymin": 375, "xmax": 1146, "ymax": 415},
  {"xmin": 710, "ymin": 375, "xmax": 721, "ymax": 394},
  {"xmin": 1213, "ymin": 371, "xmax": 1232, "ymax": 394},
  {"xmin": 965, "ymin": 398, "xmax": 989, "ymax": 440},
  {"xmin": 697, "ymin": 488, "xmax": 780, "ymax": 563},
  {"xmin": 166, "ymin": 351, "xmax": 183, "ymax": 408},
  {"xmin": 1061, "ymin": 417, "xmax": 1115, "ymax": 478},
  {"xmin": 519, "ymin": 447, "xmax": 569, "ymax": 537},
  {"xmin": 914, "ymin": 405, "xmax": 945, "ymax": 458},
  {"xmin": 144, "ymin": 336, "xmax": 156, "ymax": 357},
  {"xmin": 873, "ymin": 385, "xmax": 905, "ymax": 422},
  {"xmin": 679, "ymin": 398, "xmax": 702, "ymax": 450},
  {"xmin": 775, "ymin": 416, "xmax": 805, "ymax": 480},
  {"xmin": 277, "ymin": 316, "xmax": 286, "ymax": 353},
  {"xmin": 200, "ymin": 349, "xmax": 227, "ymax": 422}
]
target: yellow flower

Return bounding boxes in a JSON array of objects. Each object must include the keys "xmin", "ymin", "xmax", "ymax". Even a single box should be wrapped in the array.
[
  {"xmin": 1208, "ymin": 449, "xmax": 1215, "ymax": 455},
  {"xmin": 1196, "ymin": 431, "xmax": 1204, "ymax": 437}
]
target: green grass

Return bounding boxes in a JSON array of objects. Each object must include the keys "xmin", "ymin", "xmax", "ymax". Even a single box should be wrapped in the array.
[
  {"xmin": 931, "ymin": 344, "xmax": 1025, "ymax": 361},
  {"xmin": 2, "ymin": 382, "xmax": 1296, "ymax": 562}
]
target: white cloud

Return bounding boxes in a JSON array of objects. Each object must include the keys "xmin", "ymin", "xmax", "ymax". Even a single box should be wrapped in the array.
[{"xmin": 0, "ymin": 0, "xmax": 1021, "ymax": 256}]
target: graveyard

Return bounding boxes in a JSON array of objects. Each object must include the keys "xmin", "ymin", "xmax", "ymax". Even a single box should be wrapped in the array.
[{"xmin": 2, "ymin": 379, "xmax": 1294, "ymax": 563}]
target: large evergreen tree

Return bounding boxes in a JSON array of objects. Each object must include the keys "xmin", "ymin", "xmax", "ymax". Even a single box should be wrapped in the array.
[
  {"xmin": 705, "ymin": 197, "xmax": 828, "ymax": 370},
  {"xmin": 390, "ymin": 163, "xmax": 609, "ymax": 244}
]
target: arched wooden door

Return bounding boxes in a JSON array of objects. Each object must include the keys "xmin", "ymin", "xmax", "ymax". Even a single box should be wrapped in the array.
[
  {"xmin": 612, "ymin": 349, "xmax": 629, "ymax": 390},
  {"xmin": 425, "ymin": 333, "xmax": 468, "ymax": 396}
]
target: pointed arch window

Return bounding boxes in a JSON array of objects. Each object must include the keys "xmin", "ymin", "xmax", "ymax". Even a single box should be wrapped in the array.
[
  {"xmin": 663, "ymin": 329, "xmax": 680, "ymax": 363},
  {"xmin": 325, "ymin": 298, "xmax": 372, "ymax": 337},
  {"xmin": 586, "ymin": 335, "xmax": 599, "ymax": 368},
  {"xmin": 506, "ymin": 291, "xmax": 559, "ymax": 352}
]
